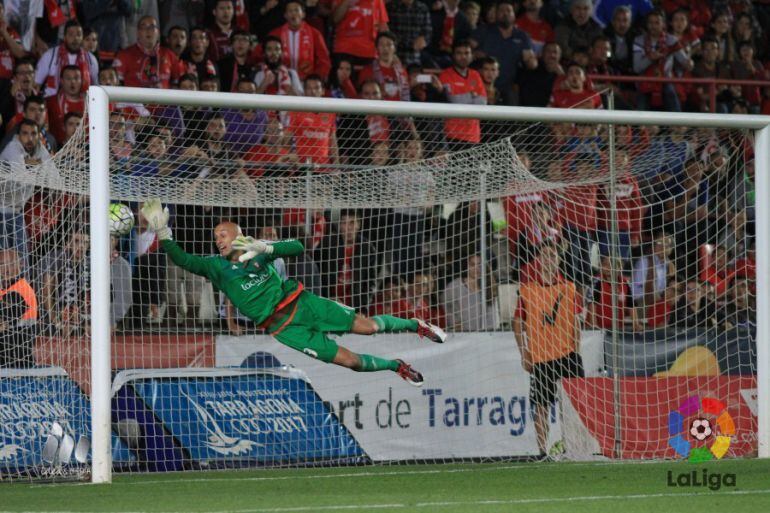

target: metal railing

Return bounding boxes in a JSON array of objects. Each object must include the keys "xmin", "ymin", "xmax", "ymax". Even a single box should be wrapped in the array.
[{"xmin": 588, "ymin": 74, "xmax": 770, "ymax": 113}]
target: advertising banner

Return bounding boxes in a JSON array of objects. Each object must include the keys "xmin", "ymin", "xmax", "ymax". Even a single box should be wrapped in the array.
[
  {"xmin": 0, "ymin": 367, "xmax": 133, "ymax": 476},
  {"xmin": 120, "ymin": 368, "xmax": 364, "ymax": 465},
  {"xmin": 560, "ymin": 376, "xmax": 757, "ymax": 460},
  {"xmin": 607, "ymin": 327, "xmax": 755, "ymax": 377},
  {"xmin": 216, "ymin": 332, "xmax": 605, "ymax": 460},
  {"xmin": 35, "ymin": 334, "xmax": 215, "ymax": 394}
]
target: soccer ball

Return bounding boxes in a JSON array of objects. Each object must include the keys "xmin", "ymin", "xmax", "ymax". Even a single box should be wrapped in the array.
[
  {"xmin": 689, "ymin": 418, "xmax": 712, "ymax": 441},
  {"xmin": 109, "ymin": 203, "xmax": 135, "ymax": 236}
]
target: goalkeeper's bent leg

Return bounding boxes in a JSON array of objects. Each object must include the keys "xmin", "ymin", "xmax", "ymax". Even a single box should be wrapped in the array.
[
  {"xmin": 333, "ymin": 346, "xmax": 399, "ymax": 371},
  {"xmin": 371, "ymin": 315, "xmax": 418, "ymax": 333},
  {"xmin": 334, "ymin": 346, "xmax": 424, "ymax": 386},
  {"xmin": 358, "ymin": 353, "xmax": 400, "ymax": 372}
]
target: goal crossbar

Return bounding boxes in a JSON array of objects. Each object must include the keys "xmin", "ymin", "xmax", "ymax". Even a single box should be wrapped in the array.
[
  {"xmin": 87, "ymin": 85, "xmax": 770, "ymax": 484},
  {"xmin": 98, "ymin": 86, "xmax": 770, "ymax": 128}
]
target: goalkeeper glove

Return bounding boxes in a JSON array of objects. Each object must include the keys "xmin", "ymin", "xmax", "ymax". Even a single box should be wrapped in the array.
[
  {"xmin": 232, "ymin": 235, "xmax": 273, "ymax": 262},
  {"xmin": 140, "ymin": 198, "xmax": 172, "ymax": 240}
]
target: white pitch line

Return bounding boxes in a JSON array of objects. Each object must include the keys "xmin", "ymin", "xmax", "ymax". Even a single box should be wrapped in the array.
[
  {"xmin": 95, "ymin": 460, "xmax": 661, "ymax": 488},
  {"xmin": 4, "ymin": 488, "xmax": 770, "ymax": 513},
  {"xmin": 27, "ymin": 464, "xmax": 518, "ymax": 489}
]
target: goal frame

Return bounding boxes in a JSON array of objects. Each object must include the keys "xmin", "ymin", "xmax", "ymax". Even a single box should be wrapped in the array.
[{"xmin": 87, "ymin": 85, "xmax": 770, "ymax": 483}]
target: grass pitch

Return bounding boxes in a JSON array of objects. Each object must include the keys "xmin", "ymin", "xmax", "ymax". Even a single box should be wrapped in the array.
[{"xmin": 3, "ymin": 459, "xmax": 770, "ymax": 513}]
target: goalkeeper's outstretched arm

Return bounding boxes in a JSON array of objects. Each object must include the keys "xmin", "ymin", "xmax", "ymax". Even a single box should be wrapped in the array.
[
  {"xmin": 266, "ymin": 239, "xmax": 305, "ymax": 258},
  {"xmin": 140, "ymin": 199, "xmax": 212, "ymax": 277},
  {"xmin": 231, "ymin": 236, "xmax": 304, "ymax": 262}
]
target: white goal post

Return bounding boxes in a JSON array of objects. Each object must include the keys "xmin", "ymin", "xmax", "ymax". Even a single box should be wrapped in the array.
[{"xmin": 86, "ymin": 85, "xmax": 770, "ymax": 484}]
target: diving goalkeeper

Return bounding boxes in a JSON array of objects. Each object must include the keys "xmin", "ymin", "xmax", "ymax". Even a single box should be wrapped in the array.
[{"xmin": 141, "ymin": 199, "xmax": 446, "ymax": 386}]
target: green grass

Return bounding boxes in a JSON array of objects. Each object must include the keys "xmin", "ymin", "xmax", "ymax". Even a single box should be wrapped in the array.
[{"xmin": 3, "ymin": 459, "xmax": 770, "ymax": 513}]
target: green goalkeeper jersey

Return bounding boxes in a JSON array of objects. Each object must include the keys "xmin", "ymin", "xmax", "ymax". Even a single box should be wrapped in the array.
[{"xmin": 160, "ymin": 238, "xmax": 304, "ymax": 325}]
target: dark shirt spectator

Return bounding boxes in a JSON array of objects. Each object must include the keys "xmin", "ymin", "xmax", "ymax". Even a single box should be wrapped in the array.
[
  {"xmin": 315, "ymin": 209, "xmax": 378, "ymax": 310},
  {"xmin": 554, "ymin": 0, "xmax": 603, "ymax": 60},
  {"xmin": 689, "ymin": 37, "xmax": 730, "ymax": 112},
  {"xmin": 718, "ymin": 277, "xmax": 755, "ymax": 330},
  {"xmin": 250, "ymin": 0, "xmax": 288, "ymax": 44},
  {"xmin": 388, "ymin": 0, "xmax": 432, "ymax": 66},
  {"xmin": 604, "ymin": 5, "xmax": 635, "ymax": 75},
  {"xmin": 283, "ymin": 227, "xmax": 323, "ymax": 296},
  {"xmin": 706, "ymin": 11, "xmax": 735, "ymax": 65},
  {"xmin": 180, "ymin": 27, "xmax": 219, "ymax": 81},
  {"xmin": 38, "ymin": 231, "xmax": 90, "ymax": 336},
  {"xmin": 472, "ymin": 0, "xmax": 536, "ymax": 105},
  {"xmin": 207, "ymin": 0, "xmax": 236, "ymax": 61},
  {"xmin": 222, "ymin": 88, "xmax": 268, "ymax": 154},
  {"xmin": 592, "ymin": 0, "xmax": 652, "ymax": 29},
  {"xmin": 329, "ymin": 59, "xmax": 358, "ymax": 99},
  {"xmin": 430, "ymin": 0, "xmax": 471, "ymax": 68},
  {"xmin": 216, "ymin": 30, "xmax": 255, "ymax": 91},
  {"xmin": 669, "ymin": 279, "xmax": 717, "ymax": 329},
  {"xmin": 731, "ymin": 42, "xmax": 766, "ymax": 110},
  {"xmin": 516, "ymin": 41, "xmax": 563, "ymax": 107},
  {"xmin": 78, "ymin": 0, "xmax": 134, "ymax": 52},
  {"xmin": 337, "ymin": 82, "xmax": 391, "ymax": 167}
]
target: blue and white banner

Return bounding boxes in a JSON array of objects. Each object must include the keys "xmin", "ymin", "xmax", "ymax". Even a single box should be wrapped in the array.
[
  {"xmin": 116, "ymin": 368, "xmax": 364, "ymax": 464},
  {"xmin": 0, "ymin": 367, "xmax": 133, "ymax": 474}
]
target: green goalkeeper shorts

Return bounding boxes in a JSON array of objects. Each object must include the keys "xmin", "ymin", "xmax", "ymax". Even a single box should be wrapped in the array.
[{"xmin": 270, "ymin": 291, "xmax": 357, "ymax": 363}]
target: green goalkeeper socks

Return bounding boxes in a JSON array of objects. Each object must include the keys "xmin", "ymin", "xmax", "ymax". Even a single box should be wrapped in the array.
[
  {"xmin": 372, "ymin": 315, "xmax": 418, "ymax": 333},
  {"xmin": 357, "ymin": 354, "xmax": 400, "ymax": 372}
]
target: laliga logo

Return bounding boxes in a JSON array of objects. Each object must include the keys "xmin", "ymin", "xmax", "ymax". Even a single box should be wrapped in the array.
[{"xmin": 667, "ymin": 395, "xmax": 735, "ymax": 463}]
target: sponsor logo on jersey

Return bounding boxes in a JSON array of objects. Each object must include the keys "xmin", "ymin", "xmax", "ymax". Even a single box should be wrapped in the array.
[{"xmin": 241, "ymin": 272, "xmax": 270, "ymax": 291}]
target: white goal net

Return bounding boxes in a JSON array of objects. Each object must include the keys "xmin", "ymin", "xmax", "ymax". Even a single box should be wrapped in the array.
[{"xmin": 0, "ymin": 86, "xmax": 765, "ymax": 482}]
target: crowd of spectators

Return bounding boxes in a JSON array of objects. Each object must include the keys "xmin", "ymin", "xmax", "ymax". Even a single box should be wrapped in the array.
[{"xmin": 0, "ymin": 0, "xmax": 762, "ymax": 358}]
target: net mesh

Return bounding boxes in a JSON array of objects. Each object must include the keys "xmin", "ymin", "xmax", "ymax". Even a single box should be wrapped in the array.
[{"xmin": 0, "ymin": 90, "xmax": 758, "ymax": 480}]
